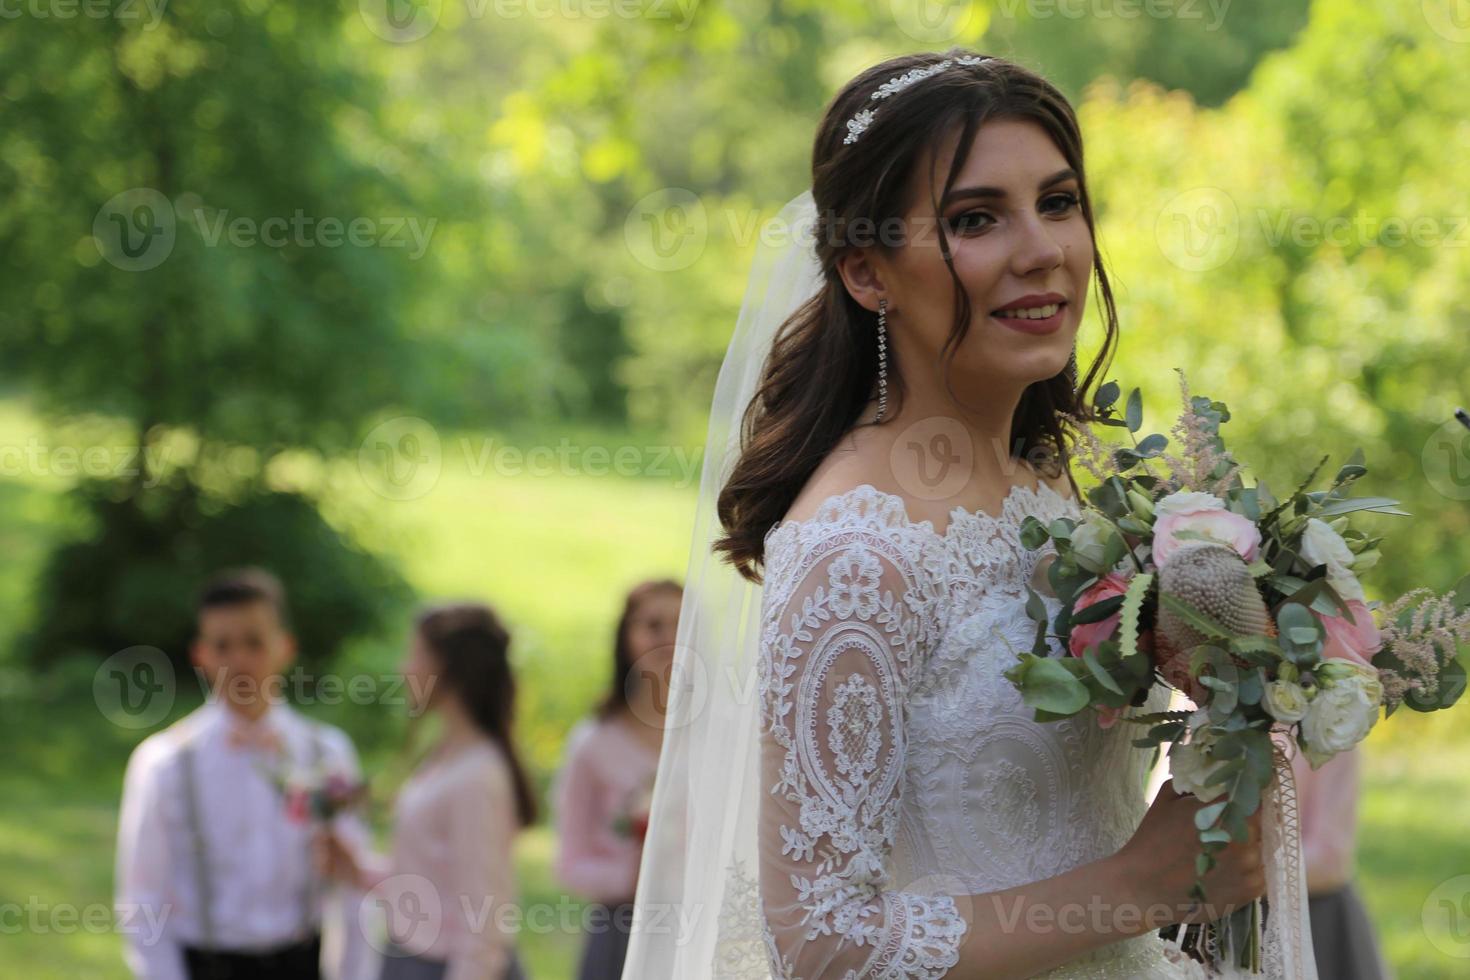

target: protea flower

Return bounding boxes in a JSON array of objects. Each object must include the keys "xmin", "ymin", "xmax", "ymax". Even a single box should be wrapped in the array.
[{"xmin": 1154, "ymin": 540, "xmax": 1276, "ymax": 702}]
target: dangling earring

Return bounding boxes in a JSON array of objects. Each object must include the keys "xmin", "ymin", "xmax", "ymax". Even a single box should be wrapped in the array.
[
  {"xmin": 1066, "ymin": 345, "xmax": 1078, "ymax": 392},
  {"xmin": 875, "ymin": 298, "xmax": 889, "ymax": 423}
]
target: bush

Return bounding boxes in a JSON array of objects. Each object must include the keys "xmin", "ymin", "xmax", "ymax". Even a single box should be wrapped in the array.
[{"xmin": 21, "ymin": 479, "xmax": 412, "ymax": 675}]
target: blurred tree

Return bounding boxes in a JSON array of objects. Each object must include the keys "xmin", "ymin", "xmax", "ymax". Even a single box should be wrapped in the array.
[
  {"xmin": 1077, "ymin": 0, "xmax": 1470, "ymax": 607},
  {"xmin": 0, "ymin": 1, "xmax": 421, "ymax": 666},
  {"xmin": 985, "ymin": 0, "xmax": 1312, "ymax": 107}
]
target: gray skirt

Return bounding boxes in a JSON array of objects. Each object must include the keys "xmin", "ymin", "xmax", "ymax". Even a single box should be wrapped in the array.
[
  {"xmin": 1307, "ymin": 881, "xmax": 1390, "ymax": 980},
  {"xmin": 574, "ymin": 901, "xmax": 635, "ymax": 980},
  {"xmin": 378, "ymin": 943, "xmax": 528, "ymax": 980}
]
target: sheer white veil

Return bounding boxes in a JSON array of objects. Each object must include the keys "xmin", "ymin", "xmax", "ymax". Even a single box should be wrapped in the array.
[{"xmin": 619, "ymin": 189, "xmax": 821, "ymax": 979}]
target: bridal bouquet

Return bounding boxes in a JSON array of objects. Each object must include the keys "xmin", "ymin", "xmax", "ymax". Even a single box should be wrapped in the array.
[{"xmin": 1004, "ymin": 370, "xmax": 1470, "ymax": 972}]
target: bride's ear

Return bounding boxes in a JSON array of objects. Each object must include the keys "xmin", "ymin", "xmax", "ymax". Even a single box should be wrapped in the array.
[{"xmin": 835, "ymin": 248, "xmax": 887, "ymax": 314}]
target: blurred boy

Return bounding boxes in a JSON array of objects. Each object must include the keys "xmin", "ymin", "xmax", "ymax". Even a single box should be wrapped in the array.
[{"xmin": 114, "ymin": 567, "xmax": 374, "ymax": 980}]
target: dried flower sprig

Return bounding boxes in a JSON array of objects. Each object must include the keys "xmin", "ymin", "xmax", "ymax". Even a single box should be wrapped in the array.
[{"xmin": 1375, "ymin": 585, "xmax": 1470, "ymax": 712}]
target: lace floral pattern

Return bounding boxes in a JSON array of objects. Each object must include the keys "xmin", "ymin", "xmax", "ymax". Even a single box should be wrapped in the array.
[{"xmin": 755, "ymin": 480, "xmax": 1201, "ymax": 979}]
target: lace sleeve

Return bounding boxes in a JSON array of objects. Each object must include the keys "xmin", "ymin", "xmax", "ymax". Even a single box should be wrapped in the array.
[{"xmin": 757, "ymin": 523, "xmax": 967, "ymax": 979}]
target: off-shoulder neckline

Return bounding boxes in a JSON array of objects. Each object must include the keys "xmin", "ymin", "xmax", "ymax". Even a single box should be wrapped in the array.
[{"xmin": 766, "ymin": 476, "xmax": 1075, "ymax": 545}]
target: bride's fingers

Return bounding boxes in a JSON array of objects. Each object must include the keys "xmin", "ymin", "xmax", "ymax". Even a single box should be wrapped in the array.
[{"xmin": 1245, "ymin": 807, "xmax": 1263, "ymax": 843}]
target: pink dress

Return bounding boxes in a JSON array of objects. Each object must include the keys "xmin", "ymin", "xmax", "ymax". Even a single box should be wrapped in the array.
[
  {"xmin": 552, "ymin": 715, "xmax": 660, "ymax": 904},
  {"xmin": 1290, "ymin": 744, "xmax": 1391, "ymax": 979},
  {"xmin": 1290, "ymin": 743, "xmax": 1361, "ymax": 894},
  {"xmin": 358, "ymin": 738, "xmax": 522, "ymax": 980}
]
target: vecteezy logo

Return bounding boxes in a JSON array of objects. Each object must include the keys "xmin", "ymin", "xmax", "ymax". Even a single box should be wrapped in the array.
[
  {"xmin": 357, "ymin": 416, "xmax": 442, "ymax": 501},
  {"xmin": 624, "ymin": 188, "xmax": 707, "ymax": 272},
  {"xmin": 94, "ymin": 646, "xmax": 176, "ymax": 729},
  {"xmin": 362, "ymin": 873, "xmax": 443, "ymax": 956},
  {"xmin": 1422, "ymin": 416, "xmax": 1470, "ymax": 501},
  {"xmin": 1423, "ymin": 0, "xmax": 1470, "ymax": 44},
  {"xmin": 93, "ymin": 188, "xmax": 176, "ymax": 271},
  {"xmin": 890, "ymin": 415, "xmax": 974, "ymax": 502},
  {"xmin": 889, "ymin": 0, "xmax": 979, "ymax": 44},
  {"xmin": 359, "ymin": 0, "xmax": 443, "ymax": 43},
  {"xmin": 625, "ymin": 643, "xmax": 708, "ymax": 732},
  {"xmin": 1155, "ymin": 187, "xmax": 1239, "ymax": 273},
  {"xmin": 1423, "ymin": 874, "xmax": 1470, "ymax": 958}
]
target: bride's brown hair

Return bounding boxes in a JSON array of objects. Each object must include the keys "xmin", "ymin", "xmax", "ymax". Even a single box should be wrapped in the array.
[{"xmin": 713, "ymin": 50, "xmax": 1118, "ymax": 584}]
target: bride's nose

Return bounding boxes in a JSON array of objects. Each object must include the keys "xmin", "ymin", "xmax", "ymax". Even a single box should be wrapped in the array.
[{"xmin": 1008, "ymin": 212, "xmax": 1066, "ymax": 279}]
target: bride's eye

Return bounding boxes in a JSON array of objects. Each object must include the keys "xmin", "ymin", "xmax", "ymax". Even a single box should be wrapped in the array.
[
  {"xmin": 948, "ymin": 210, "xmax": 994, "ymax": 235},
  {"xmin": 1042, "ymin": 190, "xmax": 1080, "ymax": 216}
]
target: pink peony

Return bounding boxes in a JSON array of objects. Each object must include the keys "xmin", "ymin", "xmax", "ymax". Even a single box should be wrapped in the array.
[
  {"xmin": 1153, "ymin": 506, "xmax": 1261, "ymax": 569},
  {"xmin": 1315, "ymin": 600, "xmax": 1383, "ymax": 669}
]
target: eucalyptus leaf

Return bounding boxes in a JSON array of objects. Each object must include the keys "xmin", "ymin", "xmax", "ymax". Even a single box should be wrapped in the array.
[
  {"xmin": 1237, "ymin": 669, "xmax": 1264, "ymax": 705},
  {"xmin": 1083, "ymin": 649, "xmax": 1125, "ymax": 695},
  {"xmin": 1025, "ymin": 586, "xmax": 1049, "ymax": 624},
  {"xmin": 1014, "ymin": 655, "xmax": 1091, "ymax": 715},
  {"xmin": 1194, "ymin": 800, "xmax": 1228, "ymax": 830},
  {"xmin": 1019, "ymin": 516, "xmax": 1051, "ymax": 551},
  {"xmin": 1126, "ymin": 387, "xmax": 1143, "ymax": 433},
  {"xmin": 1136, "ymin": 432, "xmax": 1169, "ymax": 456}
]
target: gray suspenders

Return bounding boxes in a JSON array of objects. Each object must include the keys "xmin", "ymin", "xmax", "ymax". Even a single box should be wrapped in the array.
[
  {"xmin": 179, "ymin": 737, "xmax": 215, "ymax": 948},
  {"xmin": 298, "ymin": 723, "xmax": 325, "ymax": 931},
  {"xmin": 177, "ymin": 713, "xmax": 328, "ymax": 950}
]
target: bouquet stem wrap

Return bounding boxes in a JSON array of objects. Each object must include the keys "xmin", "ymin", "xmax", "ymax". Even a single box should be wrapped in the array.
[{"xmin": 1204, "ymin": 731, "xmax": 1314, "ymax": 977}]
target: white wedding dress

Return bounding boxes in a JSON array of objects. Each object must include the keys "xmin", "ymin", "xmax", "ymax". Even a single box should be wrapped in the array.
[{"xmin": 745, "ymin": 479, "xmax": 1311, "ymax": 979}]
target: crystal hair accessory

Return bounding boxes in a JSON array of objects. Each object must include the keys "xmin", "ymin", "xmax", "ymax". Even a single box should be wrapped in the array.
[{"xmin": 842, "ymin": 55, "xmax": 990, "ymax": 146}]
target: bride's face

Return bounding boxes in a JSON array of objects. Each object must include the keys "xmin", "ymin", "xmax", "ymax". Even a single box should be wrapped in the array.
[{"xmin": 869, "ymin": 116, "xmax": 1093, "ymax": 391}]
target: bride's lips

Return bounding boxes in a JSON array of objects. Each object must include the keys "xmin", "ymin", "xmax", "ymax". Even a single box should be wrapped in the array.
[{"xmin": 990, "ymin": 294, "xmax": 1068, "ymax": 335}]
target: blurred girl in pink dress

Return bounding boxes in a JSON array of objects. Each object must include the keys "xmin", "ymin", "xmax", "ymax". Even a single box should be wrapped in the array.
[
  {"xmin": 320, "ymin": 602, "xmax": 539, "ymax": 980},
  {"xmin": 552, "ymin": 579, "xmax": 681, "ymax": 980},
  {"xmin": 1291, "ymin": 744, "xmax": 1392, "ymax": 979}
]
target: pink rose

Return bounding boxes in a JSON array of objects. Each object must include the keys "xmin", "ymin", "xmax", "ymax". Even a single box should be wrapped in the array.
[
  {"xmin": 1069, "ymin": 572, "xmax": 1132, "ymax": 659},
  {"xmin": 1316, "ymin": 600, "xmax": 1383, "ymax": 669},
  {"xmin": 1153, "ymin": 507, "xmax": 1261, "ymax": 569}
]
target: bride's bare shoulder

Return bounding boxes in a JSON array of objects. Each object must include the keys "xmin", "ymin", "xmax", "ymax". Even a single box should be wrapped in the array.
[
  {"xmin": 1031, "ymin": 455, "xmax": 1078, "ymax": 503},
  {"xmin": 780, "ymin": 428, "xmax": 900, "ymax": 526}
]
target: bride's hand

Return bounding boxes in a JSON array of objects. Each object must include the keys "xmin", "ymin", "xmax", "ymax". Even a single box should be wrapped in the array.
[{"xmin": 1114, "ymin": 778, "xmax": 1266, "ymax": 926}]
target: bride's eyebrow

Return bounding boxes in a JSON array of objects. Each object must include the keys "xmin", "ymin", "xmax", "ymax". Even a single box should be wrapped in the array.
[{"xmin": 940, "ymin": 168, "xmax": 1079, "ymax": 207}]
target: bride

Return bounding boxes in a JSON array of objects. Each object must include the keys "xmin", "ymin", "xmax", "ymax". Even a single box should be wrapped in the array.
[{"xmin": 621, "ymin": 50, "xmax": 1315, "ymax": 979}]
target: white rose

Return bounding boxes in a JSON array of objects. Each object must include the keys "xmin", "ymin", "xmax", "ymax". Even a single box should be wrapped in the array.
[
  {"xmin": 1263, "ymin": 679, "xmax": 1309, "ymax": 723},
  {"xmin": 1155, "ymin": 490, "xmax": 1227, "ymax": 519},
  {"xmin": 1300, "ymin": 669, "xmax": 1381, "ymax": 765},
  {"xmin": 1168, "ymin": 736, "xmax": 1229, "ymax": 802},
  {"xmin": 1299, "ymin": 517, "xmax": 1366, "ymax": 602},
  {"xmin": 1070, "ymin": 514, "xmax": 1118, "ymax": 575}
]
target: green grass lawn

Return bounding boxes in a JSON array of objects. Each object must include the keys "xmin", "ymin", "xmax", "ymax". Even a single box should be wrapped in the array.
[{"xmin": 1, "ymin": 398, "xmax": 1467, "ymax": 977}]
